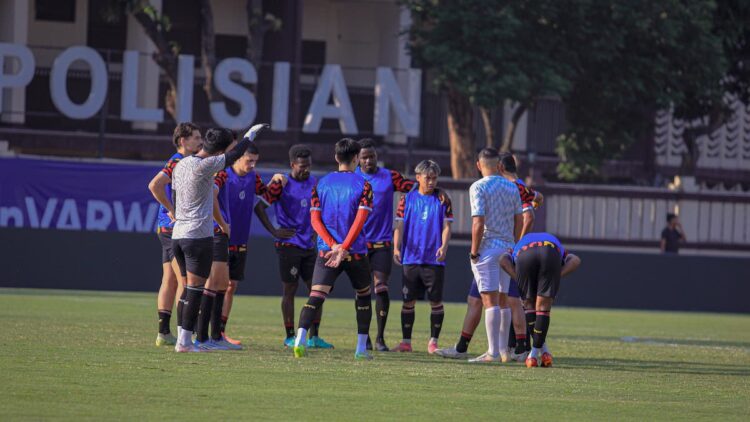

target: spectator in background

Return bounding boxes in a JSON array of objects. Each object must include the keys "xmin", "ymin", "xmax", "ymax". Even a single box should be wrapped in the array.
[{"xmin": 661, "ymin": 213, "xmax": 686, "ymax": 254}]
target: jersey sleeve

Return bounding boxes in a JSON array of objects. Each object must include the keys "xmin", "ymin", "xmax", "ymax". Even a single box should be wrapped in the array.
[
  {"xmin": 390, "ymin": 170, "xmax": 416, "ymax": 193},
  {"xmin": 469, "ymin": 183, "xmax": 485, "ymax": 217},
  {"xmin": 443, "ymin": 195, "xmax": 454, "ymax": 221},
  {"xmin": 253, "ymin": 173, "xmax": 271, "ymax": 206},
  {"xmin": 264, "ymin": 179, "xmax": 283, "ymax": 205},
  {"xmin": 517, "ymin": 183, "xmax": 538, "ymax": 212},
  {"xmin": 160, "ymin": 157, "xmax": 181, "ymax": 179},
  {"xmin": 512, "ymin": 187, "xmax": 523, "ymax": 215},
  {"xmin": 197, "ymin": 154, "xmax": 226, "ymax": 177},
  {"xmin": 213, "ymin": 170, "xmax": 228, "ymax": 190},
  {"xmin": 359, "ymin": 181, "xmax": 374, "ymax": 211},
  {"xmin": 310, "ymin": 185, "xmax": 321, "ymax": 212},
  {"xmin": 395, "ymin": 195, "xmax": 406, "ymax": 221}
]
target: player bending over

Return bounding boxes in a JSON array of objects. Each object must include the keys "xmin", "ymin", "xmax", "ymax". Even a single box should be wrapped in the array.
[
  {"xmin": 500, "ymin": 232, "xmax": 581, "ymax": 367},
  {"xmin": 292, "ymin": 139, "xmax": 375, "ymax": 360},
  {"xmin": 391, "ymin": 160, "xmax": 453, "ymax": 353}
]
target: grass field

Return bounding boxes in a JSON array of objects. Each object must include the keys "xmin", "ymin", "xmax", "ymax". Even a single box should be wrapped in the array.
[{"xmin": 1, "ymin": 288, "xmax": 749, "ymax": 420}]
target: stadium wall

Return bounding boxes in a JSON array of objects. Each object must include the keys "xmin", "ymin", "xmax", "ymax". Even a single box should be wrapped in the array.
[{"xmin": 0, "ymin": 228, "xmax": 746, "ymax": 314}]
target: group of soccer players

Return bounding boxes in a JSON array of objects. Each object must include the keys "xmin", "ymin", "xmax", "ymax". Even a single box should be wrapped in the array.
[{"xmin": 148, "ymin": 121, "xmax": 581, "ymax": 366}]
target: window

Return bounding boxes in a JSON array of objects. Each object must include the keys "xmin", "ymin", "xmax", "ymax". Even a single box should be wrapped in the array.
[
  {"xmin": 36, "ymin": 0, "xmax": 76, "ymax": 22},
  {"xmin": 301, "ymin": 40, "xmax": 326, "ymax": 75}
]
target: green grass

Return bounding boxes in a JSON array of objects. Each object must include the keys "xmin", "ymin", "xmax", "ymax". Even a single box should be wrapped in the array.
[{"xmin": 1, "ymin": 288, "xmax": 749, "ymax": 421}]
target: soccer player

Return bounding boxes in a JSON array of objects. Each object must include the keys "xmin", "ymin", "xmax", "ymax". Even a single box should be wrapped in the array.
[
  {"xmin": 147, "ymin": 122, "xmax": 202, "ymax": 346},
  {"xmin": 467, "ymin": 147, "xmax": 523, "ymax": 363},
  {"xmin": 499, "ymin": 232, "xmax": 581, "ymax": 367},
  {"xmin": 256, "ymin": 145, "xmax": 335, "ymax": 349},
  {"xmin": 193, "ymin": 141, "xmax": 273, "ymax": 350},
  {"xmin": 171, "ymin": 124, "xmax": 268, "ymax": 353},
  {"xmin": 292, "ymin": 138, "xmax": 374, "ymax": 360},
  {"xmin": 436, "ymin": 152, "xmax": 542, "ymax": 360},
  {"xmin": 355, "ymin": 139, "xmax": 416, "ymax": 351},
  {"xmin": 391, "ymin": 160, "xmax": 453, "ymax": 353}
]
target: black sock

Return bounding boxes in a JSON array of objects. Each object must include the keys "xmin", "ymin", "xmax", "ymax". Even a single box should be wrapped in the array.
[
  {"xmin": 456, "ymin": 331, "xmax": 472, "ymax": 353},
  {"xmin": 284, "ymin": 323, "xmax": 295, "ymax": 338},
  {"xmin": 515, "ymin": 334, "xmax": 528, "ymax": 353},
  {"xmin": 532, "ymin": 311, "xmax": 551, "ymax": 348},
  {"xmin": 299, "ymin": 295, "xmax": 325, "ymax": 330},
  {"xmin": 375, "ymin": 289, "xmax": 390, "ymax": 341},
  {"xmin": 525, "ymin": 309, "xmax": 536, "ymax": 351},
  {"xmin": 355, "ymin": 294, "xmax": 372, "ymax": 335},
  {"xmin": 401, "ymin": 305, "xmax": 415, "ymax": 340},
  {"xmin": 508, "ymin": 322, "xmax": 517, "ymax": 348},
  {"xmin": 195, "ymin": 289, "xmax": 216, "ymax": 342},
  {"xmin": 430, "ymin": 304, "xmax": 444, "ymax": 339},
  {"xmin": 176, "ymin": 287, "xmax": 187, "ymax": 327},
  {"xmin": 310, "ymin": 319, "xmax": 320, "ymax": 337},
  {"xmin": 210, "ymin": 290, "xmax": 225, "ymax": 340},
  {"xmin": 221, "ymin": 316, "xmax": 228, "ymax": 333},
  {"xmin": 158, "ymin": 310, "xmax": 171, "ymax": 335},
  {"xmin": 181, "ymin": 286, "xmax": 203, "ymax": 332}
]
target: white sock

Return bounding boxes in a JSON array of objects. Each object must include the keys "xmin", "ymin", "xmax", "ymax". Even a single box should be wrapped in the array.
[
  {"xmin": 499, "ymin": 307, "xmax": 511, "ymax": 353},
  {"xmin": 295, "ymin": 328, "xmax": 307, "ymax": 348},
  {"xmin": 484, "ymin": 306, "xmax": 501, "ymax": 357},
  {"xmin": 542, "ymin": 343, "xmax": 550, "ymax": 354},
  {"xmin": 356, "ymin": 334, "xmax": 369, "ymax": 354},
  {"xmin": 402, "ymin": 339, "xmax": 412, "ymax": 344},
  {"xmin": 178, "ymin": 329, "xmax": 193, "ymax": 347},
  {"xmin": 429, "ymin": 337, "xmax": 438, "ymax": 344},
  {"xmin": 530, "ymin": 347, "xmax": 542, "ymax": 358}
]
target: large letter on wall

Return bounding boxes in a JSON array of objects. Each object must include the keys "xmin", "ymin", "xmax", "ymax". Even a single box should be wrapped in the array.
[
  {"xmin": 0, "ymin": 43, "xmax": 35, "ymax": 113},
  {"xmin": 210, "ymin": 58, "xmax": 257, "ymax": 129},
  {"xmin": 303, "ymin": 65, "xmax": 358, "ymax": 135},
  {"xmin": 271, "ymin": 61, "xmax": 290, "ymax": 132},
  {"xmin": 121, "ymin": 50, "xmax": 164, "ymax": 123},
  {"xmin": 50, "ymin": 46, "xmax": 108, "ymax": 119},
  {"xmin": 176, "ymin": 54, "xmax": 195, "ymax": 123},
  {"xmin": 373, "ymin": 67, "xmax": 421, "ymax": 137}
]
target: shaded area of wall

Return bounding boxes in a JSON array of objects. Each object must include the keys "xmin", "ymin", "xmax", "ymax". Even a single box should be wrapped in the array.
[{"xmin": 0, "ymin": 228, "xmax": 746, "ymax": 313}]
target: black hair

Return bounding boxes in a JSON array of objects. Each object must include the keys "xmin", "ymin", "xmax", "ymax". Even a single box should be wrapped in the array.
[
  {"xmin": 477, "ymin": 147, "xmax": 499, "ymax": 161},
  {"xmin": 172, "ymin": 122, "xmax": 201, "ymax": 148},
  {"xmin": 246, "ymin": 142, "xmax": 260, "ymax": 155},
  {"xmin": 666, "ymin": 213, "xmax": 677, "ymax": 223},
  {"xmin": 289, "ymin": 144, "xmax": 312, "ymax": 162},
  {"xmin": 499, "ymin": 152, "xmax": 517, "ymax": 172},
  {"xmin": 203, "ymin": 128, "xmax": 234, "ymax": 154},
  {"xmin": 358, "ymin": 138, "xmax": 376, "ymax": 151},
  {"xmin": 335, "ymin": 138, "xmax": 361, "ymax": 163}
]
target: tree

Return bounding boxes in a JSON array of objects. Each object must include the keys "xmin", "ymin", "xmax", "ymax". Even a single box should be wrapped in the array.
[
  {"xmin": 403, "ymin": 0, "xmax": 575, "ymax": 177},
  {"xmin": 245, "ymin": 0, "xmax": 282, "ymax": 69}
]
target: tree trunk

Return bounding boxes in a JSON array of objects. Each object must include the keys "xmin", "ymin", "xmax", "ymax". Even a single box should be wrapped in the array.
[
  {"xmin": 446, "ymin": 87, "xmax": 476, "ymax": 179},
  {"xmin": 199, "ymin": 0, "xmax": 218, "ymax": 102},
  {"xmin": 164, "ymin": 83, "xmax": 177, "ymax": 122},
  {"xmin": 479, "ymin": 107, "xmax": 495, "ymax": 148},
  {"xmin": 500, "ymin": 103, "xmax": 527, "ymax": 152},
  {"xmin": 678, "ymin": 107, "xmax": 726, "ymax": 176},
  {"xmin": 246, "ymin": 0, "xmax": 266, "ymax": 69}
]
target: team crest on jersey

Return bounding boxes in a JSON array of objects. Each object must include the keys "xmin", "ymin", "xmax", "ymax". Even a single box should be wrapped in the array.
[
  {"xmin": 421, "ymin": 209, "xmax": 429, "ymax": 221},
  {"xmin": 239, "ymin": 190, "xmax": 245, "ymax": 200},
  {"xmin": 300, "ymin": 198, "xmax": 308, "ymax": 207}
]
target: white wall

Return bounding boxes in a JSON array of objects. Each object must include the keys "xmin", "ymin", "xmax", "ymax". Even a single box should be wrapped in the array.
[{"xmin": 27, "ymin": 0, "xmax": 89, "ymax": 67}]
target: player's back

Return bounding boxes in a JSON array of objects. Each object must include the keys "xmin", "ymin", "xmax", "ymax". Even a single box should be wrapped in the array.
[
  {"xmin": 172, "ymin": 154, "xmax": 225, "ymax": 239},
  {"xmin": 313, "ymin": 171, "xmax": 372, "ymax": 254},
  {"xmin": 513, "ymin": 232, "xmax": 565, "ymax": 259},
  {"xmin": 469, "ymin": 175, "xmax": 521, "ymax": 250},
  {"xmin": 275, "ymin": 174, "xmax": 317, "ymax": 248}
]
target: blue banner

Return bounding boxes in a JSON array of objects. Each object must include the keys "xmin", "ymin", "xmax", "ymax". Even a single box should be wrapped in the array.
[{"xmin": 0, "ymin": 156, "xmax": 276, "ymax": 236}]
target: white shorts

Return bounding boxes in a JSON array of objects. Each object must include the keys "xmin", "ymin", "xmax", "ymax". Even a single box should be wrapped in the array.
[{"xmin": 471, "ymin": 247, "xmax": 511, "ymax": 294}]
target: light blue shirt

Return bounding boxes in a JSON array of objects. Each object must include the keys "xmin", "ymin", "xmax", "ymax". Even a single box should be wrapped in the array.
[{"xmin": 469, "ymin": 175, "xmax": 522, "ymax": 252}]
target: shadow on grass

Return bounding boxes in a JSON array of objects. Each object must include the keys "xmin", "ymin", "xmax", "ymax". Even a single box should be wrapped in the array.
[
  {"xmin": 557, "ymin": 334, "xmax": 750, "ymax": 350},
  {"xmin": 556, "ymin": 356, "xmax": 750, "ymax": 376}
]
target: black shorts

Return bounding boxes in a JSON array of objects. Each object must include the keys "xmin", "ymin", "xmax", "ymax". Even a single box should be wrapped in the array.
[
  {"xmin": 157, "ymin": 230, "xmax": 174, "ymax": 263},
  {"xmin": 276, "ymin": 244, "xmax": 316, "ymax": 284},
  {"xmin": 228, "ymin": 245, "xmax": 247, "ymax": 281},
  {"xmin": 516, "ymin": 246, "xmax": 562, "ymax": 300},
  {"xmin": 172, "ymin": 237, "xmax": 214, "ymax": 279},
  {"xmin": 367, "ymin": 242, "xmax": 393, "ymax": 277},
  {"xmin": 402, "ymin": 264, "xmax": 445, "ymax": 302},
  {"xmin": 311, "ymin": 253, "xmax": 372, "ymax": 291},
  {"xmin": 213, "ymin": 233, "xmax": 229, "ymax": 262}
]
